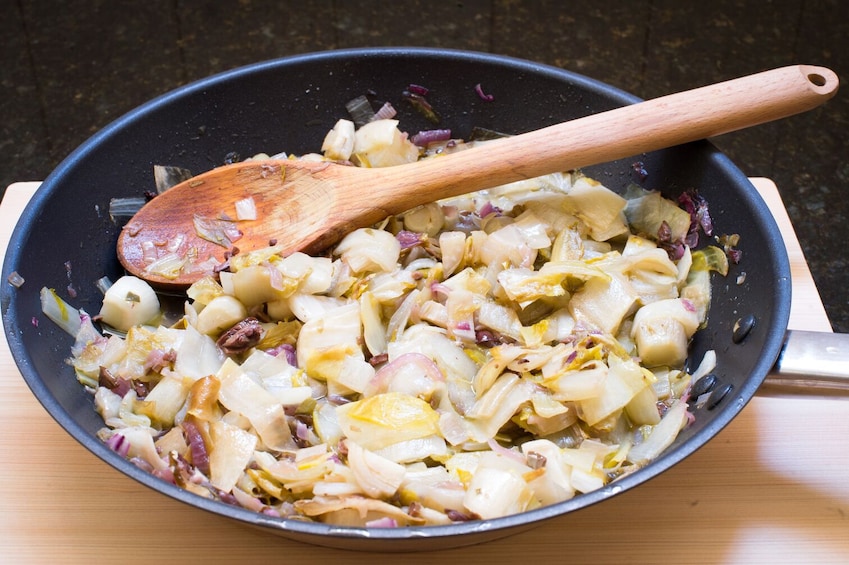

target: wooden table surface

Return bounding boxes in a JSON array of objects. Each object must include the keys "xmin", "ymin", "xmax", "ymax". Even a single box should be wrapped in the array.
[{"xmin": 1, "ymin": 179, "xmax": 847, "ymax": 564}]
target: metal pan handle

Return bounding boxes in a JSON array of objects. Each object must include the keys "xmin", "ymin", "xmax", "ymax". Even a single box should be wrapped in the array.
[{"xmin": 760, "ymin": 330, "xmax": 849, "ymax": 395}]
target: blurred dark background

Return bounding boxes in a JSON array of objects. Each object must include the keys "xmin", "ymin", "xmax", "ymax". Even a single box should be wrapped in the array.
[{"xmin": 3, "ymin": 0, "xmax": 847, "ymax": 331}]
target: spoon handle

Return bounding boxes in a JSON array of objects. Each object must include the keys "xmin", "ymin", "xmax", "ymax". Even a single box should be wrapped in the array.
[
  {"xmin": 366, "ymin": 65, "xmax": 838, "ymax": 215},
  {"xmin": 118, "ymin": 65, "xmax": 839, "ymax": 288}
]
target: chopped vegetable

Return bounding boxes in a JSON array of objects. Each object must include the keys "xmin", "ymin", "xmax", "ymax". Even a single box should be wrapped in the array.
[
  {"xmin": 52, "ymin": 113, "xmax": 729, "ymax": 529},
  {"xmin": 351, "ymin": 119, "xmax": 420, "ymax": 168},
  {"xmin": 108, "ymin": 197, "xmax": 146, "ymax": 222},
  {"xmin": 153, "ymin": 164, "xmax": 193, "ymax": 194},
  {"xmin": 411, "ymin": 129, "xmax": 452, "ymax": 147},
  {"xmin": 402, "ymin": 90, "xmax": 441, "ymax": 124},
  {"xmin": 234, "ymin": 196, "xmax": 257, "ymax": 221},
  {"xmin": 7, "ymin": 271, "xmax": 24, "ymax": 288},
  {"xmin": 474, "ymin": 83, "xmax": 494, "ymax": 102},
  {"xmin": 193, "ymin": 214, "xmax": 242, "ymax": 247},
  {"xmin": 321, "ymin": 119, "xmax": 356, "ymax": 161},
  {"xmin": 40, "ymin": 287, "xmax": 82, "ymax": 336},
  {"xmin": 98, "ymin": 276, "xmax": 160, "ymax": 332},
  {"xmin": 624, "ymin": 188, "xmax": 691, "ymax": 245},
  {"xmin": 345, "ymin": 94, "xmax": 376, "ymax": 127}
]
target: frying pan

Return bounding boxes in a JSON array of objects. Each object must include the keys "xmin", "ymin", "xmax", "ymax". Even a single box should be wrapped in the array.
[{"xmin": 1, "ymin": 48, "xmax": 846, "ymax": 551}]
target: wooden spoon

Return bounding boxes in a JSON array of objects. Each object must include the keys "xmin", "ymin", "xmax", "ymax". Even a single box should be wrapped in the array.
[{"xmin": 119, "ymin": 65, "xmax": 838, "ymax": 288}]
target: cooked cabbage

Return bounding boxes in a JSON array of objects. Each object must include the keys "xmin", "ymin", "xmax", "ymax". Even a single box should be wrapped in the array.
[{"xmin": 56, "ymin": 117, "xmax": 724, "ymax": 528}]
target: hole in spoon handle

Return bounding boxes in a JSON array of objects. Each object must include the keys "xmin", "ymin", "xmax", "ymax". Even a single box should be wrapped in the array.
[
  {"xmin": 799, "ymin": 64, "xmax": 839, "ymax": 95},
  {"xmin": 807, "ymin": 73, "xmax": 827, "ymax": 87}
]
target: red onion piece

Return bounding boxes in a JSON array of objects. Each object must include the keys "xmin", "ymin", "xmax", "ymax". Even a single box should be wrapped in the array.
[
  {"xmin": 295, "ymin": 420, "xmax": 310, "ymax": 441},
  {"xmin": 144, "ymin": 348, "xmax": 175, "ymax": 373},
  {"xmin": 365, "ymin": 517, "xmax": 399, "ymax": 528},
  {"xmin": 486, "ymin": 438, "xmax": 526, "ymax": 464},
  {"xmin": 478, "ymin": 201, "xmax": 502, "ymax": 218},
  {"xmin": 411, "ymin": 129, "xmax": 452, "ymax": 147},
  {"xmin": 407, "ymin": 83, "xmax": 430, "ymax": 96},
  {"xmin": 430, "ymin": 282, "xmax": 452, "ymax": 301},
  {"xmin": 372, "ymin": 102, "xmax": 398, "ymax": 120},
  {"xmin": 396, "ymin": 230, "xmax": 424, "ymax": 249},
  {"xmin": 106, "ymin": 432, "xmax": 131, "ymax": 458},
  {"xmin": 152, "ymin": 466, "xmax": 176, "ymax": 484},
  {"xmin": 267, "ymin": 343, "xmax": 298, "ymax": 367},
  {"xmin": 182, "ymin": 420, "xmax": 210, "ymax": 475},
  {"xmin": 474, "ymin": 83, "xmax": 494, "ymax": 101},
  {"xmin": 264, "ymin": 261, "xmax": 285, "ymax": 291}
]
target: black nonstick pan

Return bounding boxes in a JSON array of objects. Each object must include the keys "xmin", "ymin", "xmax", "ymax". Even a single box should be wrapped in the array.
[{"xmin": 2, "ymin": 48, "xmax": 846, "ymax": 551}]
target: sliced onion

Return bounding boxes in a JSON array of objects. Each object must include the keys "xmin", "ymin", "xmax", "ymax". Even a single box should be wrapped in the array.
[
  {"xmin": 690, "ymin": 349, "xmax": 717, "ymax": 382},
  {"xmin": 166, "ymin": 232, "xmax": 187, "ymax": 254},
  {"xmin": 345, "ymin": 440, "xmax": 406, "ymax": 499},
  {"xmin": 6, "ymin": 271, "xmax": 24, "ymax": 288},
  {"xmin": 105, "ymin": 432, "xmax": 131, "ymax": 457},
  {"xmin": 235, "ymin": 197, "xmax": 257, "ymax": 221},
  {"xmin": 193, "ymin": 214, "xmax": 243, "ymax": 246},
  {"xmin": 411, "ymin": 129, "xmax": 452, "ymax": 147},
  {"xmin": 626, "ymin": 400, "xmax": 689, "ymax": 464},
  {"xmin": 487, "ymin": 438, "xmax": 527, "ymax": 465},
  {"xmin": 396, "ymin": 230, "xmax": 424, "ymax": 249},
  {"xmin": 143, "ymin": 253, "xmax": 187, "ymax": 280},
  {"xmin": 372, "ymin": 102, "xmax": 397, "ymax": 121},
  {"xmin": 407, "ymin": 84, "xmax": 429, "ymax": 96},
  {"xmin": 39, "ymin": 287, "xmax": 82, "ymax": 336},
  {"xmin": 231, "ymin": 486, "xmax": 267, "ymax": 513},
  {"xmin": 365, "ymin": 517, "xmax": 399, "ymax": 528},
  {"xmin": 182, "ymin": 420, "xmax": 210, "ymax": 475},
  {"xmin": 264, "ymin": 261, "xmax": 285, "ymax": 291},
  {"xmin": 385, "ymin": 288, "xmax": 420, "ymax": 342},
  {"xmin": 140, "ymin": 240, "xmax": 158, "ymax": 264},
  {"xmin": 474, "ymin": 83, "xmax": 494, "ymax": 102},
  {"xmin": 368, "ymin": 352, "xmax": 445, "ymax": 396}
]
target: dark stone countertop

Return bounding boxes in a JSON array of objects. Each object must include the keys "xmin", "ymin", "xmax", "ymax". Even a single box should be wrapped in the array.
[{"xmin": 2, "ymin": 0, "xmax": 847, "ymax": 331}]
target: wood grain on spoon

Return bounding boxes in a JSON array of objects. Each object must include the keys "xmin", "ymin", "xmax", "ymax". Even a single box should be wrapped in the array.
[{"xmin": 118, "ymin": 65, "xmax": 838, "ymax": 288}]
